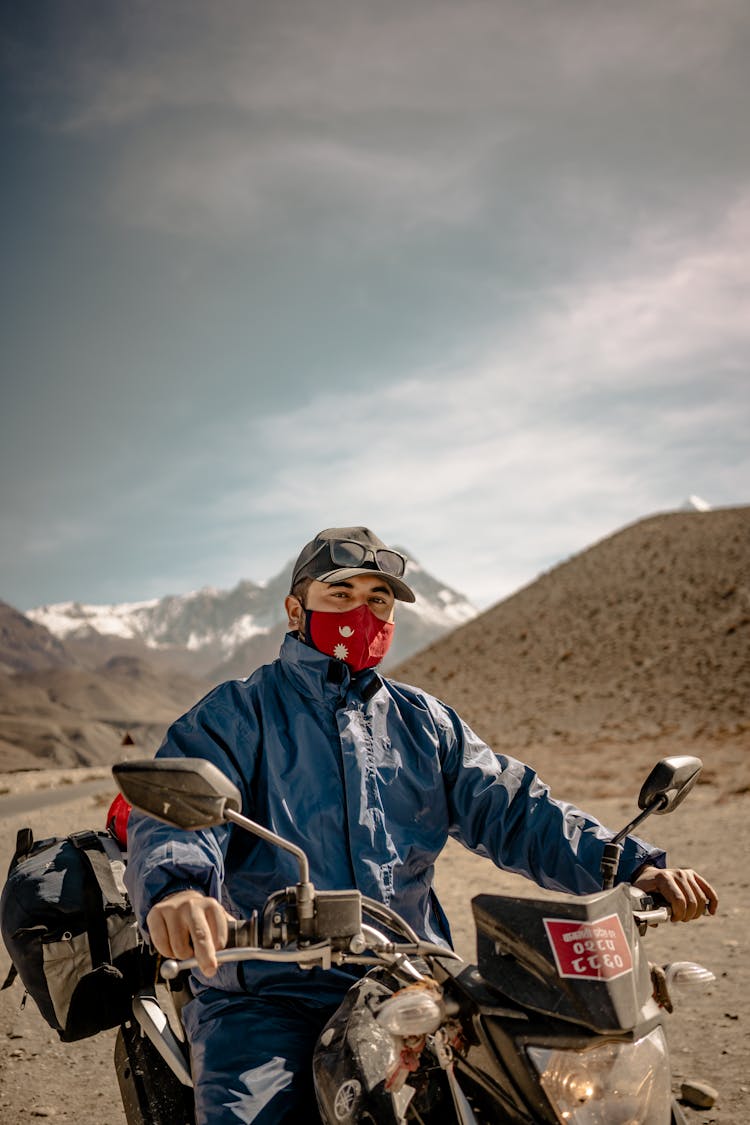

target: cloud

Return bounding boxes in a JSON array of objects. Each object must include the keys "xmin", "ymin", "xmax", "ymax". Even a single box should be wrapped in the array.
[
  {"xmin": 3, "ymin": 2, "xmax": 749, "ymax": 609},
  {"xmin": 10, "ymin": 1, "xmax": 747, "ymax": 251},
  {"xmin": 159, "ymin": 189, "xmax": 746, "ymax": 604},
  {"xmin": 108, "ymin": 129, "xmax": 484, "ymax": 240},
  {"xmin": 543, "ymin": 195, "xmax": 750, "ymax": 382},
  {"xmin": 13, "ymin": 2, "xmax": 741, "ymax": 130}
]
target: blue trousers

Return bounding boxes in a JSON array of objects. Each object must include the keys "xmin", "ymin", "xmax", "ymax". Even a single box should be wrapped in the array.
[{"xmin": 183, "ymin": 986, "xmax": 344, "ymax": 1124}]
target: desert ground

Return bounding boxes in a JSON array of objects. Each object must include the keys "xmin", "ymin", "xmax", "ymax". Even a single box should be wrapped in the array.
[{"xmin": 0, "ymin": 756, "xmax": 747, "ymax": 1124}]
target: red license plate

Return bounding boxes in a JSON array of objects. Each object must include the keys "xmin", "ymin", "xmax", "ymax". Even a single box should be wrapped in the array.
[{"xmin": 543, "ymin": 913, "xmax": 633, "ymax": 981}]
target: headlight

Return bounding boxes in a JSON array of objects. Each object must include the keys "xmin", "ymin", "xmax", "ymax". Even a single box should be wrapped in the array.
[{"xmin": 527, "ymin": 1026, "xmax": 671, "ymax": 1124}]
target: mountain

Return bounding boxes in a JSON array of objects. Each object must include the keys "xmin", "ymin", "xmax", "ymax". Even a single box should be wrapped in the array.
[
  {"xmin": 10, "ymin": 511, "xmax": 748, "ymax": 782},
  {"xmin": 1, "ymin": 553, "xmax": 475, "ymax": 771},
  {"xmin": 26, "ymin": 553, "xmax": 478, "ymax": 681},
  {"xmin": 0, "ymin": 600, "xmax": 76, "ymax": 674},
  {"xmin": 391, "ymin": 506, "xmax": 750, "ymax": 797},
  {"xmin": 0, "ymin": 650, "xmax": 209, "ymax": 772}
]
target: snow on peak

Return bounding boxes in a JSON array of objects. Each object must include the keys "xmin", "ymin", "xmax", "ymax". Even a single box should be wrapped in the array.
[
  {"xmin": 27, "ymin": 599, "xmax": 161, "ymax": 640},
  {"xmin": 26, "ymin": 553, "xmax": 478, "ymax": 665},
  {"xmin": 683, "ymin": 495, "xmax": 711, "ymax": 512}
]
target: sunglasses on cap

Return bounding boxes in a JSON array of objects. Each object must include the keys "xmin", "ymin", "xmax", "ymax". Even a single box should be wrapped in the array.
[{"xmin": 298, "ymin": 538, "xmax": 407, "ymax": 582}]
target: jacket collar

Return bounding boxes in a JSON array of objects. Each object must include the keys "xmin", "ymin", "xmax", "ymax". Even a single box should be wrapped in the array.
[{"xmin": 278, "ymin": 632, "xmax": 383, "ymax": 705}]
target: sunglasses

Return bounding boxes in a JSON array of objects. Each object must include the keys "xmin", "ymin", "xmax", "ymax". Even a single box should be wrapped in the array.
[{"xmin": 298, "ymin": 538, "xmax": 407, "ymax": 583}]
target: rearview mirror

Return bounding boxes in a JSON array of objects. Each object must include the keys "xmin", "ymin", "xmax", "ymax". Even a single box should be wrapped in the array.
[
  {"xmin": 637, "ymin": 755, "xmax": 702, "ymax": 814},
  {"xmin": 113, "ymin": 758, "xmax": 242, "ymax": 830}
]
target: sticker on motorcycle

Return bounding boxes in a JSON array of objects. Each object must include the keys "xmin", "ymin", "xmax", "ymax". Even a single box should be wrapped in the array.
[{"xmin": 543, "ymin": 914, "xmax": 633, "ymax": 981}]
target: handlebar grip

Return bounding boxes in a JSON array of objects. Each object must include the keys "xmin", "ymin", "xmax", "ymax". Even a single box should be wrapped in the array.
[
  {"xmin": 646, "ymin": 892, "xmax": 713, "ymax": 918},
  {"xmin": 225, "ymin": 915, "xmax": 258, "ymax": 948},
  {"xmin": 159, "ymin": 915, "xmax": 259, "ymax": 981}
]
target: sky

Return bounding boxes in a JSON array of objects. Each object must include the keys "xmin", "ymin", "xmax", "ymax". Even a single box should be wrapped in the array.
[{"xmin": 2, "ymin": 0, "xmax": 748, "ymax": 613}]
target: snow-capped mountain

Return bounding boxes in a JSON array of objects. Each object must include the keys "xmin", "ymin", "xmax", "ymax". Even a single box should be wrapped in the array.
[{"xmin": 27, "ymin": 553, "xmax": 477, "ymax": 680}]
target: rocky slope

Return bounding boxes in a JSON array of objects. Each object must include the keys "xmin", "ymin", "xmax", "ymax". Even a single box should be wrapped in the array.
[
  {"xmin": 392, "ymin": 506, "xmax": 750, "ymax": 794},
  {"xmin": 0, "ymin": 601, "xmax": 74, "ymax": 674},
  {"xmin": 0, "ymin": 655, "xmax": 208, "ymax": 771}
]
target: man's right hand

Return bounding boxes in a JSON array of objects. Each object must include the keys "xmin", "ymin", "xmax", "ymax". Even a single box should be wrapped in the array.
[{"xmin": 146, "ymin": 890, "xmax": 233, "ymax": 976}]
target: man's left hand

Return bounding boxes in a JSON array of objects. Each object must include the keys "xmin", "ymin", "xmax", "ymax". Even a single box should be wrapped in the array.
[{"xmin": 632, "ymin": 866, "xmax": 718, "ymax": 922}]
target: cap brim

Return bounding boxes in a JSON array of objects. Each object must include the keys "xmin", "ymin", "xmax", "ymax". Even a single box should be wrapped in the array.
[{"xmin": 317, "ymin": 567, "xmax": 416, "ymax": 603}]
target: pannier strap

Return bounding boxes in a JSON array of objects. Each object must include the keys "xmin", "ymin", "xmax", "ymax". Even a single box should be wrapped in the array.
[
  {"xmin": 1, "ymin": 963, "xmax": 18, "ymax": 990},
  {"xmin": 12, "ymin": 828, "xmax": 34, "ymax": 865},
  {"xmin": 69, "ymin": 831, "xmax": 128, "ymax": 910},
  {"xmin": 69, "ymin": 831, "xmax": 128, "ymax": 970}
]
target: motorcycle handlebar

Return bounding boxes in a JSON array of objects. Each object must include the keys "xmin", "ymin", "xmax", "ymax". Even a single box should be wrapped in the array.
[
  {"xmin": 632, "ymin": 897, "xmax": 710, "ymax": 928},
  {"xmin": 159, "ymin": 935, "xmax": 461, "ymax": 982},
  {"xmin": 159, "ymin": 889, "xmax": 689, "ymax": 982},
  {"xmin": 631, "ymin": 890, "xmax": 673, "ymax": 927},
  {"xmin": 633, "ymin": 904, "xmax": 672, "ymax": 925}
]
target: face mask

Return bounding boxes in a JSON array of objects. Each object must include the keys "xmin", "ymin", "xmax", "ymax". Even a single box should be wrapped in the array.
[{"xmin": 304, "ymin": 604, "xmax": 394, "ymax": 671}]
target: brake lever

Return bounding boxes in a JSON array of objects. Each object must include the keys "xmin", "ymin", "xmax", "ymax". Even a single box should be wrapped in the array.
[{"xmin": 160, "ymin": 941, "xmax": 333, "ymax": 981}]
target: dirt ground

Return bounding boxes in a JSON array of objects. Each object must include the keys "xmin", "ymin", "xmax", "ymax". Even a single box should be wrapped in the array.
[{"xmin": 0, "ymin": 765, "xmax": 747, "ymax": 1124}]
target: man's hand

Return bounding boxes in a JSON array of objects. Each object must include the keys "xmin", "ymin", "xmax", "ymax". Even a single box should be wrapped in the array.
[
  {"xmin": 146, "ymin": 890, "xmax": 233, "ymax": 976},
  {"xmin": 633, "ymin": 866, "xmax": 718, "ymax": 922}
]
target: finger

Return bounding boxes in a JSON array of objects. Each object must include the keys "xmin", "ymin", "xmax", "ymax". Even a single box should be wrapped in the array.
[
  {"xmin": 678, "ymin": 871, "xmax": 702, "ymax": 922},
  {"xmin": 146, "ymin": 907, "xmax": 175, "ymax": 959},
  {"xmin": 204, "ymin": 900, "xmax": 229, "ymax": 952},
  {"xmin": 694, "ymin": 872, "xmax": 719, "ymax": 915},
  {"xmin": 168, "ymin": 914, "xmax": 199, "ymax": 960},
  {"xmin": 660, "ymin": 874, "xmax": 687, "ymax": 923},
  {"xmin": 187, "ymin": 902, "xmax": 219, "ymax": 975},
  {"xmin": 682, "ymin": 870, "xmax": 716, "ymax": 920}
]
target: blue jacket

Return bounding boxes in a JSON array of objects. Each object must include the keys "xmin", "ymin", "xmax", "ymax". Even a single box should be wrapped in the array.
[{"xmin": 125, "ymin": 633, "xmax": 665, "ymax": 989}]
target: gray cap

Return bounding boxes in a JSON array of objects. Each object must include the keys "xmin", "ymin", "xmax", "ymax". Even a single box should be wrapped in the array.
[{"xmin": 290, "ymin": 526, "xmax": 416, "ymax": 603}]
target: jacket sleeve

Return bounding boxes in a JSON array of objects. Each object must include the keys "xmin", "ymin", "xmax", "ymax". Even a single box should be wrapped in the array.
[
  {"xmin": 124, "ymin": 681, "xmax": 259, "ymax": 934},
  {"xmin": 433, "ymin": 701, "xmax": 666, "ymax": 894}
]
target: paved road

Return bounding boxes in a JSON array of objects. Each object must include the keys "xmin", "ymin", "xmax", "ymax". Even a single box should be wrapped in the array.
[{"xmin": 0, "ymin": 776, "xmax": 115, "ymax": 817}]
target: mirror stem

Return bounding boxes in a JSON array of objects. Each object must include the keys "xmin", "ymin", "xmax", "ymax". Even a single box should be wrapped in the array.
[
  {"xmin": 601, "ymin": 795, "xmax": 666, "ymax": 889},
  {"xmin": 225, "ymin": 808, "xmax": 311, "ymax": 885},
  {"xmin": 610, "ymin": 795, "xmax": 667, "ymax": 848},
  {"xmin": 601, "ymin": 842, "xmax": 622, "ymax": 890}
]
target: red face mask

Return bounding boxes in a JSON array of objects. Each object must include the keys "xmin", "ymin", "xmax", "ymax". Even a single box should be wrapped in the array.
[{"xmin": 305, "ymin": 604, "xmax": 394, "ymax": 671}]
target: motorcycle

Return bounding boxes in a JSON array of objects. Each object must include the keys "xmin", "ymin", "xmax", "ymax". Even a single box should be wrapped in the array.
[{"xmin": 111, "ymin": 754, "xmax": 714, "ymax": 1124}]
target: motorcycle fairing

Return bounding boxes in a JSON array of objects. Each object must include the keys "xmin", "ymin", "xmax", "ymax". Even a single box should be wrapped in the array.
[
  {"xmin": 472, "ymin": 886, "xmax": 657, "ymax": 1033},
  {"xmin": 313, "ymin": 975, "xmax": 410, "ymax": 1123},
  {"xmin": 313, "ymin": 972, "xmax": 455, "ymax": 1124}
]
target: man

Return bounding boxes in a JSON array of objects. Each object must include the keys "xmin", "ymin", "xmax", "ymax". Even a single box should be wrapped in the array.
[{"xmin": 125, "ymin": 526, "xmax": 717, "ymax": 1124}]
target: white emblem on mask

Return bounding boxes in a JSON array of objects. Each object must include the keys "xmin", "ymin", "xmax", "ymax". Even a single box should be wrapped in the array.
[
  {"xmin": 333, "ymin": 643, "xmax": 349, "ymax": 660},
  {"xmin": 338, "ymin": 625, "xmax": 355, "ymax": 637}
]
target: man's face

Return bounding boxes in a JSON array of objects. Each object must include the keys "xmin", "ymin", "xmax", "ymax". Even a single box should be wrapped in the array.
[{"xmin": 285, "ymin": 573, "xmax": 396, "ymax": 632}]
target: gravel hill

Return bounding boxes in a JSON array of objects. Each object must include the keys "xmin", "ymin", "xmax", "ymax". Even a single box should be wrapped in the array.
[{"xmin": 392, "ymin": 506, "xmax": 750, "ymax": 797}]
